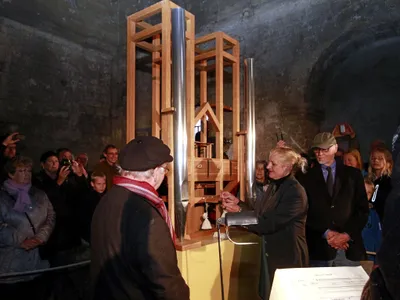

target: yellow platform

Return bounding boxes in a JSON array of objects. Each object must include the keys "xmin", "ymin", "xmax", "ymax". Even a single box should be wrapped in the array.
[{"xmin": 177, "ymin": 231, "xmax": 261, "ymax": 300}]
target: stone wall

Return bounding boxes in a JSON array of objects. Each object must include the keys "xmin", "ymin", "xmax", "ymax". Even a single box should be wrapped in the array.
[
  {"xmin": 0, "ymin": 17, "xmax": 124, "ymax": 169},
  {"xmin": 183, "ymin": 0, "xmax": 400, "ymax": 159}
]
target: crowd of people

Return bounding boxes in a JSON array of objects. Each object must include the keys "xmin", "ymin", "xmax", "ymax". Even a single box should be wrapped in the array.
[
  {"xmin": 0, "ymin": 126, "xmax": 399, "ymax": 300},
  {"xmin": 0, "ymin": 132, "xmax": 121, "ymax": 299},
  {"xmin": 222, "ymin": 130, "xmax": 399, "ymax": 299}
]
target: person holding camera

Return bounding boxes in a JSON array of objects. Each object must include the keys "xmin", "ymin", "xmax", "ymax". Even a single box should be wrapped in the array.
[{"xmin": 33, "ymin": 151, "xmax": 88, "ymax": 263}]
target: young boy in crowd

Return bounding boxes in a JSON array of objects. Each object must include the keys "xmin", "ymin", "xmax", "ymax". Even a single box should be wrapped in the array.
[
  {"xmin": 80, "ymin": 172, "xmax": 106, "ymax": 243},
  {"xmin": 362, "ymin": 178, "xmax": 382, "ymax": 263}
]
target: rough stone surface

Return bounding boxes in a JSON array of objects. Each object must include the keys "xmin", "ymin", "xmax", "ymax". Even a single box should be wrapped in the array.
[
  {"xmin": 0, "ymin": 17, "xmax": 123, "ymax": 169},
  {"xmin": 182, "ymin": 0, "xmax": 400, "ymax": 159},
  {"xmin": 1, "ymin": 0, "xmax": 400, "ymax": 165}
]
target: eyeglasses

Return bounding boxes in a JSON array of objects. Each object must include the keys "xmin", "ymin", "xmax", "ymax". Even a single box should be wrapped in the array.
[
  {"xmin": 106, "ymin": 152, "xmax": 118, "ymax": 156},
  {"xmin": 160, "ymin": 166, "xmax": 169, "ymax": 175},
  {"xmin": 313, "ymin": 147, "xmax": 331, "ymax": 154}
]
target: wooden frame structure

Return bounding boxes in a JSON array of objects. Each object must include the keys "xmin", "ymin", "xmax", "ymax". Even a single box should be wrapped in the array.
[
  {"xmin": 126, "ymin": 1, "xmax": 244, "ymax": 241},
  {"xmin": 127, "ymin": 0, "xmax": 195, "ymax": 227},
  {"xmin": 184, "ymin": 32, "xmax": 241, "ymax": 238}
]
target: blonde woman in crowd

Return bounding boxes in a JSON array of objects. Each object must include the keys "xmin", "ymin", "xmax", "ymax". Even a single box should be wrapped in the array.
[
  {"xmin": 343, "ymin": 149, "xmax": 364, "ymax": 172},
  {"xmin": 368, "ymin": 147, "xmax": 393, "ymax": 223}
]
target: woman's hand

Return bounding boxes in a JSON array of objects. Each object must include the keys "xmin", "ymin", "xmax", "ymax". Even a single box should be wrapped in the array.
[
  {"xmin": 224, "ymin": 204, "xmax": 241, "ymax": 213},
  {"xmin": 221, "ymin": 192, "xmax": 241, "ymax": 212},
  {"xmin": 221, "ymin": 191, "xmax": 239, "ymax": 205},
  {"xmin": 20, "ymin": 237, "xmax": 43, "ymax": 251}
]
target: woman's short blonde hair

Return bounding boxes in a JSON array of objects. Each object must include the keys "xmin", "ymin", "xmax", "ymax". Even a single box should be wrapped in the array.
[
  {"xmin": 270, "ymin": 147, "xmax": 308, "ymax": 174},
  {"xmin": 368, "ymin": 147, "xmax": 393, "ymax": 178},
  {"xmin": 344, "ymin": 149, "xmax": 363, "ymax": 170}
]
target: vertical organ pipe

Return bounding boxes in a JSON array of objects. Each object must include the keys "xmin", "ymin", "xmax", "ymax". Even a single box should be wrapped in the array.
[
  {"xmin": 171, "ymin": 8, "xmax": 188, "ymax": 240},
  {"xmin": 244, "ymin": 58, "xmax": 256, "ymax": 203}
]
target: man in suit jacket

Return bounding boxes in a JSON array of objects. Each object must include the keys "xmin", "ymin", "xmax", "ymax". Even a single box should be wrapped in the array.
[{"xmin": 299, "ymin": 132, "xmax": 369, "ymax": 267}]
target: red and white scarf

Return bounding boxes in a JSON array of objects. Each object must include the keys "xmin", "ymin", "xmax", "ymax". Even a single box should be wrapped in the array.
[{"xmin": 113, "ymin": 176, "xmax": 176, "ymax": 243}]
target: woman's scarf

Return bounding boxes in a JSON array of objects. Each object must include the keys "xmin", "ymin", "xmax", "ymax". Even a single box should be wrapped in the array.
[
  {"xmin": 3, "ymin": 179, "xmax": 32, "ymax": 213},
  {"xmin": 113, "ymin": 176, "xmax": 176, "ymax": 243}
]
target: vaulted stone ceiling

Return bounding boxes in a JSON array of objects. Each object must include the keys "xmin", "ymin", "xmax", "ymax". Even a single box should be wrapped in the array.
[{"xmin": 1, "ymin": 0, "xmax": 400, "ymax": 160}]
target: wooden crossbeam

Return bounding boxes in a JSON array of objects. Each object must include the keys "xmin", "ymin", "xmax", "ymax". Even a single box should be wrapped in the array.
[
  {"xmin": 195, "ymin": 61, "xmax": 232, "ymax": 71},
  {"xmin": 222, "ymin": 32, "xmax": 238, "ymax": 46},
  {"xmin": 132, "ymin": 24, "xmax": 162, "ymax": 42},
  {"xmin": 137, "ymin": 41, "xmax": 154, "ymax": 52},
  {"xmin": 223, "ymin": 51, "xmax": 237, "ymax": 63},
  {"xmin": 153, "ymin": 57, "xmax": 162, "ymax": 64},
  {"xmin": 136, "ymin": 21, "xmax": 152, "ymax": 29},
  {"xmin": 136, "ymin": 41, "xmax": 162, "ymax": 53},
  {"xmin": 193, "ymin": 102, "xmax": 221, "ymax": 132},
  {"xmin": 195, "ymin": 44, "xmax": 234, "ymax": 54},
  {"xmin": 195, "ymin": 32, "xmax": 217, "ymax": 45},
  {"xmin": 195, "ymin": 50, "xmax": 216, "ymax": 62},
  {"xmin": 161, "ymin": 107, "xmax": 175, "ymax": 114}
]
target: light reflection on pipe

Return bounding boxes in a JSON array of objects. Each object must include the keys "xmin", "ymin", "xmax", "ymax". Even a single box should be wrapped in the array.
[{"xmin": 244, "ymin": 58, "xmax": 256, "ymax": 204}]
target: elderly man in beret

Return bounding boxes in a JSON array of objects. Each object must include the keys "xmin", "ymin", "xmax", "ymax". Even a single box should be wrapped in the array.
[{"xmin": 90, "ymin": 136, "xmax": 189, "ymax": 300}]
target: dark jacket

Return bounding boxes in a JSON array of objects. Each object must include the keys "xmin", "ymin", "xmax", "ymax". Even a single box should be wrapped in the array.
[
  {"xmin": 246, "ymin": 175, "xmax": 308, "ymax": 299},
  {"xmin": 372, "ymin": 128, "xmax": 400, "ymax": 300},
  {"xmin": 33, "ymin": 171, "xmax": 86, "ymax": 257},
  {"xmin": 90, "ymin": 185, "xmax": 189, "ymax": 300},
  {"xmin": 299, "ymin": 162, "xmax": 369, "ymax": 261},
  {"xmin": 79, "ymin": 188, "xmax": 104, "ymax": 243},
  {"xmin": 0, "ymin": 144, "xmax": 10, "ymax": 184},
  {"xmin": 372, "ymin": 175, "xmax": 391, "ymax": 224},
  {"xmin": 249, "ymin": 175, "xmax": 308, "ymax": 273}
]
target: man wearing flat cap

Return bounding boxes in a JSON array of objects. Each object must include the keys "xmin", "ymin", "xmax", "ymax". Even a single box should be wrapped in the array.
[
  {"xmin": 298, "ymin": 132, "xmax": 369, "ymax": 267},
  {"xmin": 90, "ymin": 136, "xmax": 189, "ymax": 300}
]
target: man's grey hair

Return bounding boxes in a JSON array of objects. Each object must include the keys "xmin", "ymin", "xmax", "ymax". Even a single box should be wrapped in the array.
[{"xmin": 120, "ymin": 168, "xmax": 154, "ymax": 180}]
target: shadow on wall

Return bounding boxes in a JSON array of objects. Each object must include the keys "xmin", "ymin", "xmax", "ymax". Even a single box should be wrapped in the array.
[{"xmin": 305, "ymin": 21, "xmax": 400, "ymax": 157}]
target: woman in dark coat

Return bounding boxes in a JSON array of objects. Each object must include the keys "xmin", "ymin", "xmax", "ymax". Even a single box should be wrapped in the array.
[
  {"xmin": 222, "ymin": 146, "xmax": 309, "ymax": 299},
  {"xmin": 368, "ymin": 147, "xmax": 393, "ymax": 223}
]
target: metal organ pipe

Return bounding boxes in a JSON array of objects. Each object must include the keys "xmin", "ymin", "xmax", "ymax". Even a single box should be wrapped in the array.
[
  {"xmin": 171, "ymin": 8, "xmax": 188, "ymax": 240},
  {"xmin": 244, "ymin": 58, "xmax": 256, "ymax": 204}
]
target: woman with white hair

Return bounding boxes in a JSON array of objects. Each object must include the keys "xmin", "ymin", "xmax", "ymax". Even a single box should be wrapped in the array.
[
  {"xmin": 222, "ymin": 146, "xmax": 309, "ymax": 299},
  {"xmin": 0, "ymin": 156, "xmax": 55, "ymax": 299}
]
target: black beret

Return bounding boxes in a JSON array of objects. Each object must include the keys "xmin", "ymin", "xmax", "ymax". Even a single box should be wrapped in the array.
[
  {"xmin": 40, "ymin": 151, "xmax": 58, "ymax": 163},
  {"xmin": 119, "ymin": 136, "xmax": 173, "ymax": 171}
]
